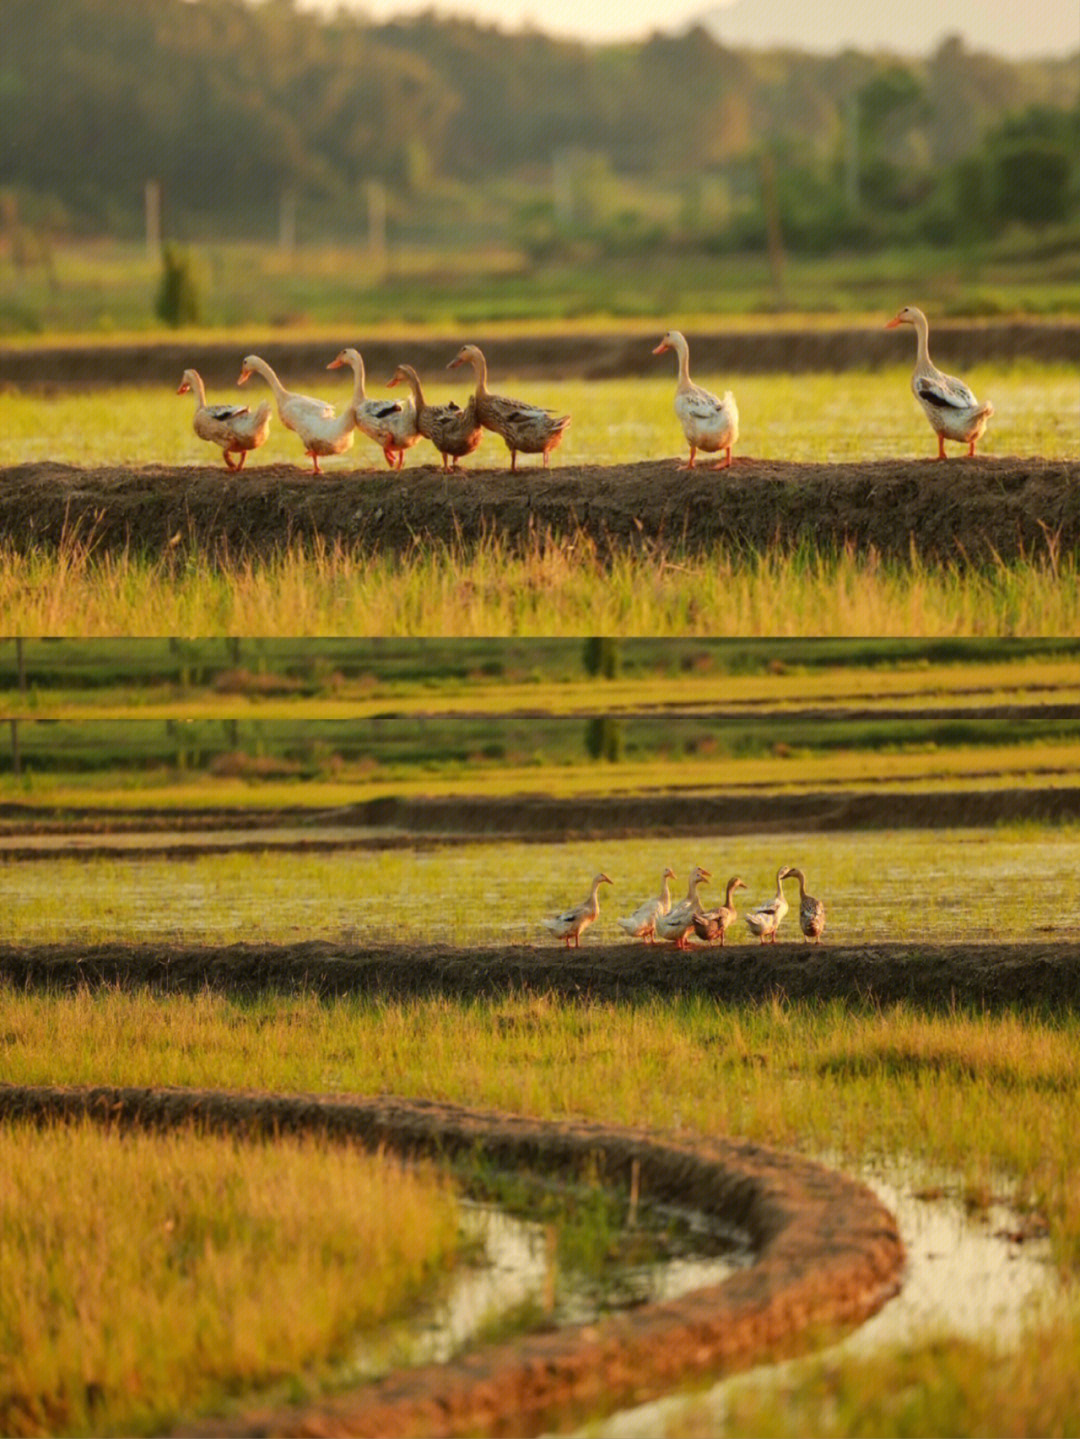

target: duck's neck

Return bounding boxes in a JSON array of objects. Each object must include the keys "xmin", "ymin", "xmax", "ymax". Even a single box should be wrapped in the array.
[
  {"xmin": 469, "ymin": 351, "xmax": 489, "ymax": 397},
  {"xmin": 788, "ymin": 869, "xmax": 806, "ymax": 898},
  {"xmin": 188, "ymin": 374, "xmax": 208, "ymax": 408},
  {"xmin": 400, "ymin": 367, "xmax": 426, "ymax": 414},
  {"xmin": 672, "ymin": 336, "xmax": 693, "ymax": 392},
  {"xmin": 346, "ymin": 353, "xmax": 368, "ymax": 403},
  {"xmin": 659, "ymin": 873, "xmax": 671, "ymax": 906},
  {"xmin": 249, "ymin": 357, "xmax": 286, "ymax": 405},
  {"xmin": 911, "ymin": 311, "xmax": 933, "ymax": 371},
  {"xmin": 688, "ymin": 873, "xmax": 704, "ymax": 904},
  {"xmin": 724, "ymin": 878, "xmax": 740, "ymax": 906},
  {"xmin": 774, "ymin": 870, "xmax": 787, "ymax": 900}
]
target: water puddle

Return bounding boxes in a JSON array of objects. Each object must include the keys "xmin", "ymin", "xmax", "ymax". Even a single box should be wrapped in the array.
[
  {"xmin": 580, "ymin": 1158, "xmax": 1066, "ymax": 1437},
  {"xmin": 344, "ymin": 1196, "xmax": 751, "ymax": 1383}
]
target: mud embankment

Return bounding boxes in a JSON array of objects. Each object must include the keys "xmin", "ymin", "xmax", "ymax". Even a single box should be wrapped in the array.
[
  {"xmin": 2, "ymin": 456, "xmax": 1077, "ymax": 562},
  {"xmin": 2, "ymin": 787, "xmax": 1079, "ymax": 861},
  {"xmin": 0, "ymin": 1082, "xmax": 904, "ymax": 1437},
  {"xmin": 3, "ymin": 322, "xmax": 1078, "ymax": 389},
  {"xmin": 3, "ymin": 940, "xmax": 1078, "ymax": 1011}
]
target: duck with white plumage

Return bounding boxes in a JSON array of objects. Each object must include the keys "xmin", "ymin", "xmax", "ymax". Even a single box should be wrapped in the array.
[
  {"xmin": 654, "ymin": 865, "xmax": 711, "ymax": 949},
  {"xmin": 327, "ymin": 348, "xmax": 418, "ymax": 469},
  {"xmin": 542, "ymin": 873, "xmax": 613, "ymax": 948},
  {"xmin": 237, "ymin": 354, "xmax": 357, "ymax": 473},
  {"xmin": 744, "ymin": 867, "xmax": 789, "ymax": 944},
  {"xmin": 653, "ymin": 330, "xmax": 739, "ymax": 470},
  {"xmin": 617, "ymin": 867, "xmax": 677, "ymax": 943},
  {"xmin": 886, "ymin": 305, "xmax": 994, "ymax": 459}
]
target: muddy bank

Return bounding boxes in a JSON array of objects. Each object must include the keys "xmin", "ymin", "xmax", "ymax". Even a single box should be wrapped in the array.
[
  {"xmin": 0, "ymin": 1083, "xmax": 904, "ymax": 1437},
  {"xmin": 3, "ymin": 939, "xmax": 1078, "ymax": 1011},
  {"xmin": 3, "ymin": 322, "xmax": 1077, "ymax": 390},
  {"xmin": 1, "ymin": 456, "xmax": 1077, "ymax": 562},
  {"xmin": 1, "ymin": 787, "xmax": 1078, "ymax": 859}
]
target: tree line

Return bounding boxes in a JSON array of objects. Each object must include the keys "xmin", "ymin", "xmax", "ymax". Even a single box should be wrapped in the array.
[{"xmin": 2, "ymin": 0, "xmax": 1077, "ymax": 252}]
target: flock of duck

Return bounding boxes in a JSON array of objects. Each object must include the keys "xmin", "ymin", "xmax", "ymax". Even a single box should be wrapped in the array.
[
  {"xmin": 177, "ymin": 306, "xmax": 994, "ymax": 474},
  {"xmin": 542, "ymin": 864, "xmax": 826, "ymax": 950}
]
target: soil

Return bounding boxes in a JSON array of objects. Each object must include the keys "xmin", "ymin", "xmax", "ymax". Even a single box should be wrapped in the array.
[
  {"xmin": 3, "ymin": 939, "xmax": 1078, "ymax": 1012},
  {"xmin": 1, "ymin": 455, "xmax": 1078, "ymax": 562},
  {"xmin": 1, "ymin": 787, "xmax": 1078, "ymax": 860},
  {"xmin": 3, "ymin": 321, "xmax": 1078, "ymax": 389},
  {"xmin": 0, "ymin": 1082, "xmax": 905, "ymax": 1438}
]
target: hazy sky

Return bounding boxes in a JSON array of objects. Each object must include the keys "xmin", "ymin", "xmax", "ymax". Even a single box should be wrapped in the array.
[{"xmin": 295, "ymin": 0, "xmax": 1080, "ymax": 54}]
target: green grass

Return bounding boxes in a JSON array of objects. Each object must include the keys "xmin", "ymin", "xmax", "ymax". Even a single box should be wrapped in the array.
[
  {"xmin": 2, "ymin": 529, "xmax": 1078, "ymax": 638},
  {"xmin": 0, "ymin": 1120, "xmax": 460, "ymax": 1437},
  {"xmin": 3, "ymin": 367, "xmax": 1076, "ymax": 469},
  {"xmin": 5, "ymin": 986, "xmax": 1080, "ymax": 1435},
  {"xmin": 3, "ymin": 235, "xmax": 1080, "ymax": 337},
  {"xmin": 2, "ymin": 825, "xmax": 1077, "ymax": 946}
]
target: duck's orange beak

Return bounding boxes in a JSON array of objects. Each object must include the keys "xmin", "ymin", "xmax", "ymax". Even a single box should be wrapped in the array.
[
  {"xmin": 447, "ymin": 355, "xmax": 464, "ymax": 369},
  {"xmin": 327, "ymin": 357, "xmax": 345, "ymax": 370},
  {"xmin": 885, "ymin": 316, "xmax": 903, "ymax": 328},
  {"xmin": 652, "ymin": 340, "xmax": 670, "ymax": 354},
  {"xmin": 176, "ymin": 382, "xmax": 189, "ymax": 395},
  {"xmin": 237, "ymin": 368, "xmax": 251, "ymax": 385},
  {"xmin": 386, "ymin": 375, "xmax": 399, "ymax": 387}
]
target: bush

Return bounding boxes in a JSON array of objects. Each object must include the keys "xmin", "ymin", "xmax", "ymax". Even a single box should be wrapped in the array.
[{"xmin": 155, "ymin": 244, "xmax": 201, "ymax": 327}]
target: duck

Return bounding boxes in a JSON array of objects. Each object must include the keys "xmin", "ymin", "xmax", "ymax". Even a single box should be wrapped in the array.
[
  {"xmin": 326, "ymin": 348, "xmax": 419, "ymax": 470},
  {"xmin": 655, "ymin": 865, "xmax": 711, "ymax": 949},
  {"xmin": 781, "ymin": 866, "xmax": 826, "ymax": 944},
  {"xmin": 744, "ymin": 867, "xmax": 789, "ymax": 944},
  {"xmin": 617, "ymin": 866, "xmax": 677, "ymax": 943},
  {"xmin": 542, "ymin": 873, "xmax": 613, "ymax": 948},
  {"xmin": 386, "ymin": 363, "xmax": 483, "ymax": 472},
  {"xmin": 237, "ymin": 354, "xmax": 355, "ymax": 474},
  {"xmin": 176, "ymin": 369, "xmax": 271, "ymax": 471},
  {"xmin": 447, "ymin": 344, "xmax": 571, "ymax": 471},
  {"xmin": 692, "ymin": 876, "xmax": 747, "ymax": 946},
  {"xmin": 653, "ymin": 330, "xmax": 738, "ymax": 470},
  {"xmin": 885, "ymin": 306, "xmax": 994, "ymax": 458}
]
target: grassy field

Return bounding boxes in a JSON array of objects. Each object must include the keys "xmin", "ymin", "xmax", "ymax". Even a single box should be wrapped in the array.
[
  {"xmin": 3, "ymin": 234, "xmax": 1080, "ymax": 337},
  {"xmin": 3, "ymin": 367, "xmax": 1077, "ymax": 469},
  {"xmin": 2, "ymin": 825, "xmax": 1077, "ymax": 946},
  {"xmin": 4, "ymin": 987, "xmax": 1080, "ymax": 1436},
  {"xmin": 1, "ymin": 1121, "xmax": 460, "ymax": 1438}
]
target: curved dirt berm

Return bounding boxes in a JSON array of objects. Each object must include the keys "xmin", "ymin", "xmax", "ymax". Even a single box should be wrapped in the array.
[
  {"xmin": 0, "ymin": 1083, "xmax": 904, "ymax": 1437},
  {"xmin": 1, "ymin": 456, "xmax": 1077, "ymax": 561}
]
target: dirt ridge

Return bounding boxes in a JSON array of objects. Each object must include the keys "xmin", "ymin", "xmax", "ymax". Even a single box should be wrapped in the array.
[
  {"xmin": 3, "ymin": 940, "xmax": 1078, "ymax": 1010},
  {"xmin": 4, "ymin": 322, "xmax": 1077, "ymax": 389},
  {"xmin": 2, "ymin": 787, "xmax": 1077, "ymax": 857},
  {"xmin": 0, "ymin": 1082, "xmax": 904, "ymax": 1437},
  {"xmin": 1, "ymin": 456, "xmax": 1077, "ymax": 561}
]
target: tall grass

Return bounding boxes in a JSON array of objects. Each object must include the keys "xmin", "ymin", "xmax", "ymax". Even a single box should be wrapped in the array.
[
  {"xmin": 2, "ymin": 530, "xmax": 1078, "ymax": 636},
  {"xmin": 0, "ymin": 1120, "xmax": 460, "ymax": 1437}
]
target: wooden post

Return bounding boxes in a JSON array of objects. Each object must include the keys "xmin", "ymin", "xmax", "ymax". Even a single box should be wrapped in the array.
[
  {"xmin": 759, "ymin": 150, "xmax": 786, "ymax": 308},
  {"xmin": 145, "ymin": 179, "xmax": 162, "ymax": 257}
]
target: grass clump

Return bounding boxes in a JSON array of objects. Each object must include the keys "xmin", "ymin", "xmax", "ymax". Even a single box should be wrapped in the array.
[{"xmin": 0, "ymin": 1121, "xmax": 460, "ymax": 1437}]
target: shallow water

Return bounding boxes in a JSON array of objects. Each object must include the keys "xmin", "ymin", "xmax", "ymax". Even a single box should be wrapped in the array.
[
  {"xmin": 580, "ymin": 1158, "xmax": 1065, "ymax": 1437},
  {"xmin": 346, "ymin": 1198, "xmax": 750, "ymax": 1382}
]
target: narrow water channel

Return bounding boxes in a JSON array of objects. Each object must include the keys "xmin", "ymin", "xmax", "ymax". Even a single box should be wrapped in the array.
[{"xmin": 581, "ymin": 1160, "xmax": 1065, "ymax": 1437}]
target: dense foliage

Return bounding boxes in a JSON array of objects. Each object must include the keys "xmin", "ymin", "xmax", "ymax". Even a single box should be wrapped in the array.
[{"xmin": 1, "ymin": 0, "xmax": 1078, "ymax": 254}]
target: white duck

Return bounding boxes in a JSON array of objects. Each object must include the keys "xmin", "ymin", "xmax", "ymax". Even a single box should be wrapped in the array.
[
  {"xmin": 177, "ymin": 369, "xmax": 271, "ymax": 471},
  {"xmin": 744, "ymin": 867, "xmax": 789, "ymax": 944},
  {"xmin": 655, "ymin": 866, "xmax": 711, "ymax": 949},
  {"xmin": 617, "ymin": 867, "xmax": 677, "ymax": 943},
  {"xmin": 692, "ymin": 876, "xmax": 747, "ymax": 946},
  {"xmin": 886, "ymin": 306, "xmax": 994, "ymax": 458},
  {"xmin": 327, "ymin": 348, "xmax": 419, "ymax": 470},
  {"xmin": 542, "ymin": 873, "xmax": 613, "ymax": 948},
  {"xmin": 237, "ymin": 354, "xmax": 355, "ymax": 473},
  {"xmin": 653, "ymin": 330, "xmax": 739, "ymax": 470},
  {"xmin": 781, "ymin": 866, "xmax": 826, "ymax": 944}
]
